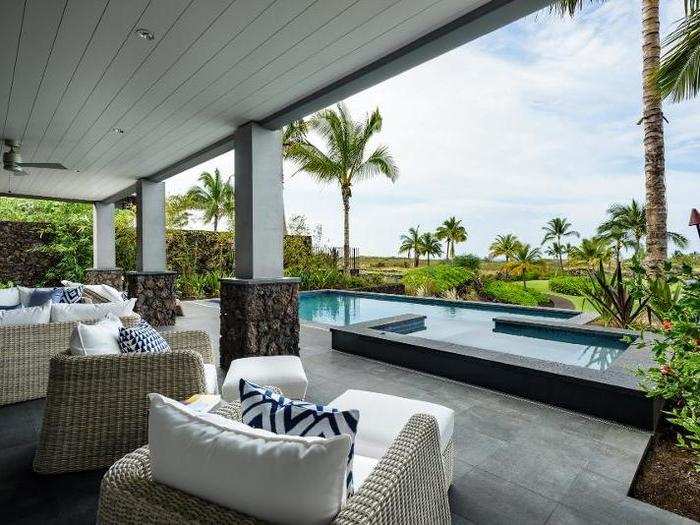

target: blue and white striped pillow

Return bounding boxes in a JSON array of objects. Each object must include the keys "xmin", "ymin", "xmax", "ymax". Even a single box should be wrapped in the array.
[
  {"xmin": 239, "ymin": 379, "xmax": 359, "ymax": 495},
  {"xmin": 118, "ymin": 320, "xmax": 170, "ymax": 354}
]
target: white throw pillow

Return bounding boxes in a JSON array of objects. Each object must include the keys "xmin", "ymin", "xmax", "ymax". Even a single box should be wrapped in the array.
[
  {"xmin": 69, "ymin": 313, "xmax": 123, "ymax": 356},
  {"xmin": 148, "ymin": 394, "xmax": 350, "ymax": 525},
  {"xmin": 0, "ymin": 287, "xmax": 20, "ymax": 307},
  {"xmin": 0, "ymin": 302, "xmax": 51, "ymax": 327},
  {"xmin": 62, "ymin": 280, "xmax": 124, "ymax": 302},
  {"xmin": 50, "ymin": 298, "xmax": 136, "ymax": 323}
]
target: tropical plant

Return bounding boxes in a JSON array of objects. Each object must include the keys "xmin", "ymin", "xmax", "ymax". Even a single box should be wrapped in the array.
[
  {"xmin": 597, "ymin": 224, "xmax": 633, "ymax": 266},
  {"xmin": 542, "ymin": 217, "xmax": 579, "ymax": 269},
  {"xmin": 657, "ymin": 1, "xmax": 700, "ymax": 102},
  {"xmin": 419, "ymin": 232, "xmax": 442, "ymax": 265},
  {"xmin": 185, "ymin": 168, "xmax": 234, "ymax": 231},
  {"xmin": 545, "ymin": 242, "xmax": 568, "ymax": 269},
  {"xmin": 399, "ymin": 226, "xmax": 422, "ymax": 267},
  {"xmin": 402, "ymin": 264, "xmax": 475, "ymax": 295},
  {"xmin": 505, "ymin": 243, "xmax": 542, "ymax": 288},
  {"xmin": 489, "ymin": 234, "xmax": 520, "ymax": 262},
  {"xmin": 436, "ymin": 217, "xmax": 467, "ymax": 260},
  {"xmin": 483, "ymin": 280, "xmax": 550, "ymax": 307},
  {"xmin": 285, "ymin": 103, "xmax": 398, "ymax": 272},
  {"xmin": 568, "ymin": 237, "xmax": 611, "ymax": 268},
  {"xmin": 583, "ymin": 261, "xmax": 650, "ymax": 328},
  {"xmin": 452, "ymin": 254, "xmax": 481, "ymax": 271},
  {"xmin": 165, "ymin": 194, "xmax": 193, "ymax": 229}
]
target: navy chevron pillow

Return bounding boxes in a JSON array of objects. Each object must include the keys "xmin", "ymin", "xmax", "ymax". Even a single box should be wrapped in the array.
[
  {"xmin": 240, "ymin": 379, "xmax": 359, "ymax": 495},
  {"xmin": 118, "ymin": 320, "xmax": 170, "ymax": 354}
]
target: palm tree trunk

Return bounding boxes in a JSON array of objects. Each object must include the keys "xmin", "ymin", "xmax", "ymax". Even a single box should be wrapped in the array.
[
  {"xmin": 558, "ymin": 253, "xmax": 563, "ymax": 270},
  {"xmin": 414, "ymin": 252, "xmax": 419, "ymax": 267},
  {"xmin": 641, "ymin": 0, "xmax": 667, "ymax": 273},
  {"xmin": 213, "ymin": 214, "xmax": 219, "ymax": 232},
  {"xmin": 445, "ymin": 241, "xmax": 450, "ymax": 261},
  {"xmin": 342, "ymin": 193, "xmax": 350, "ymax": 273}
]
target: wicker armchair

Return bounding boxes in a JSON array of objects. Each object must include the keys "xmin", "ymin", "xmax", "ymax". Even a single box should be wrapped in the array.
[
  {"xmin": 0, "ymin": 313, "xmax": 140, "ymax": 406},
  {"xmin": 98, "ymin": 402, "xmax": 450, "ymax": 525},
  {"xmin": 32, "ymin": 330, "xmax": 214, "ymax": 475}
]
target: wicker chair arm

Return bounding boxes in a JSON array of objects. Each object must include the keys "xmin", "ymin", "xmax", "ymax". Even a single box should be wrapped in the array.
[
  {"xmin": 161, "ymin": 330, "xmax": 213, "ymax": 364},
  {"xmin": 334, "ymin": 414, "xmax": 451, "ymax": 525},
  {"xmin": 33, "ymin": 350, "xmax": 206, "ymax": 474}
]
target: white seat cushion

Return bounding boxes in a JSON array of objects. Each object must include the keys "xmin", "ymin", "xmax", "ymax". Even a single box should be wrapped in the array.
[
  {"xmin": 353, "ymin": 455, "xmax": 379, "ymax": 489},
  {"xmin": 329, "ymin": 389, "xmax": 454, "ymax": 460},
  {"xmin": 148, "ymin": 393, "xmax": 350, "ymax": 525},
  {"xmin": 50, "ymin": 299, "xmax": 136, "ymax": 322},
  {"xmin": 222, "ymin": 355, "xmax": 308, "ymax": 401},
  {"xmin": 202, "ymin": 364, "xmax": 219, "ymax": 394},
  {"xmin": 0, "ymin": 302, "xmax": 51, "ymax": 327},
  {"xmin": 0, "ymin": 287, "xmax": 19, "ymax": 307}
]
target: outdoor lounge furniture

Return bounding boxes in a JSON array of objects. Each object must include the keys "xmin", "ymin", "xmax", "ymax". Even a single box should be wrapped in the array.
[
  {"xmin": 32, "ymin": 330, "xmax": 216, "ymax": 474},
  {"xmin": 222, "ymin": 355, "xmax": 308, "ymax": 401},
  {"xmin": 97, "ymin": 401, "xmax": 451, "ymax": 525},
  {"xmin": 0, "ymin": 313, "xmax": 140, "ymax": 406}
]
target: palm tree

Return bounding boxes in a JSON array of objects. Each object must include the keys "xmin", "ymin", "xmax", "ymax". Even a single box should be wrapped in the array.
[
  {"xmin": 489, "ymin": 234, "xmax": 520, "ymax": 262},
  {"xmin": 420, "ymin": 232, "xmax": 443, "ymax": 265},
  {"xmin": 568, "ymin": 237, "xmax": 612, "ymax": 269},
  {"xmin": 597, "ymin": 225, "xmax": 633, "ymax": 266},
  {"xmin": 185, "ymin": 169, "xmax": 234, "ymax": 231},
  {"xmin": 545, "ymin": 242, "xmax": 568, "ymax": 268},
  {"xmin": 553, "ymin": 0, "xmax": 668, "ymax": 272},
  {"xmin": 505, "ymin": 244, "xmax": 541, "ymax": 288},
  {"xmin": 286, "ymin": 103, "xmax": 398, "ymax": 272},
  {"xmin": 399, "ymin": 227, "xmax": 422, "ymax": 267},
  {"xmin": 281, "ymin": 119, "xmax": 309, "ymax": 234},
  {"xmin": 436, "ymin": 217, "xmax": 468, "ymax": 260},
  {"xmin": 657, "ymin": 1, "xmax": 700, "ymax": 101},
  {"xmin": 165, "ymin": 194, "xmax": 193, "ymax": 229},
  {"xmin": 541, "ymin": 217, "xmax": 579, "ymax": 269}
]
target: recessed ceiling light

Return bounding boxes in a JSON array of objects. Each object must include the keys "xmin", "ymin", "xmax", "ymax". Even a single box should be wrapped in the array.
[
  {"xmin": 135, "ymin": 28, "xmax": 154, "ymax": 41},
  {"xmin": 112, "ymin": 127, "xmax": 124, "ymax": 135}
]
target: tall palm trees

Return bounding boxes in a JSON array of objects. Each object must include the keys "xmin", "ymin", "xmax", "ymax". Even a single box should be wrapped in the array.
[
  {"xmin": 568, "ymin": 237, "xmax": 612, "ymax": 268},
  {"xmin": 185, "ymin": 169, "xmax": 234, "ymax": 232},
  {"xmin": 489, "ymin": 234, "xmax": 520, "ymax": 262},
  {"xmin": 553, "ymin": 0, "xmax": 668, "ymax": 272},
  {"xmin": 285, "ymin": 104, "xmax": 398, "ymax": 273},
  {"xmin": 399, "ymin": 227, "xmax": 422, "ymax": 267},
  {"xmin": 420, "ymin": 232, "xmax": 442, "ymax": 265},
  {"xmin": 436, "ymin": 217, "xmax": 468, "ymax": 260},
  {"xmin": 541, "ymin": 217, "xmax": 579, "ymax": 269},
  {"xmin": 506, "ymin": 244, "xmax": 542, "ymax": 288}
]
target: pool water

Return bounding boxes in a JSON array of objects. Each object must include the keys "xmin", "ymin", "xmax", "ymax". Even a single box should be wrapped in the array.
[{"xmin": 299, "ymin": 291, "xmax": 628, "ymax": 370}]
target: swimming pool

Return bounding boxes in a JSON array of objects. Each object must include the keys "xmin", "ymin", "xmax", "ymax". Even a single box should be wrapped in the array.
[{"xmin": 300, "ymin": 290, "xmax": 626, "ymax": 371}]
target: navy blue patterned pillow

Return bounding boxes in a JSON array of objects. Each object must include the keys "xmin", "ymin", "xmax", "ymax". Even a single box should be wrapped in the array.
[
  {"xmin": 51, "ymin": 285, "xmax": 84, "ymax": 304},
  {"xmin": 239, "ymin": 379, "xmax": 359, "ymax": 495},
  {"xmin": 118, "ymin": 320, "xmax": 170, "ymax": 354},
  {"xmin": 28, "ymin": 288, "xmax": 58, "ymax": 307}
]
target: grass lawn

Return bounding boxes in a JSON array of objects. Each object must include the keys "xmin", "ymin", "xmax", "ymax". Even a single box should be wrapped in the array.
[{"xmin": 525, "ymin": 279, "xmax": 596, "ymax": 313}]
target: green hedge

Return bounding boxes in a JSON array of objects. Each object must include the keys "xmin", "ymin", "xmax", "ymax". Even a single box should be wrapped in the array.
[
  {"xmin": 483, "ymin": 280, "xmax": 550, "ymax": 307},
  {"xmin": 402, "ymin": 264, "xmax": 475, "ymax": 294},
  {"xmin": 549, "ymin": 276, "xmax": 591, "ymax": 296}
]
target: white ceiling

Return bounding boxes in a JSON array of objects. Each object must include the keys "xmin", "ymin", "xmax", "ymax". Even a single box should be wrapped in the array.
[{"xmin": 0, "ymin": 0, "xmax": 531, "ymax": 202}]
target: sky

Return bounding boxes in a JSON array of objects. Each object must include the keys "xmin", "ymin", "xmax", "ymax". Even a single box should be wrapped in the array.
[{"xmin": 166, "ymin": 1, "xmax": 700, "ymax": 257}]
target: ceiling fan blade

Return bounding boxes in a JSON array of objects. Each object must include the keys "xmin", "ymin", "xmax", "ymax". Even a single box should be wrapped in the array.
[{"xmin": 17, "ymin": 162, "xmax": 67, "ymax": 170}]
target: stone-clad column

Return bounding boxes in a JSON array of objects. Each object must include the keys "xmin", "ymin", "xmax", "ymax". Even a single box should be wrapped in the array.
[
  {"xmin": 125, "ymin": 180, "xmax": 176, "ymax": 326},
  {"xmin": 86, "ymin": 202, "xmax": 123, "ymax": 289},
  {"xmin": 219, "ymin": 123, "xmax": 299, "ymax": 368}
]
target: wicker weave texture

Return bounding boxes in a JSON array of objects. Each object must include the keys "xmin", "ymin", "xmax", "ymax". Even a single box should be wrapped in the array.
[
  {"xmin": 98, "ymin": 407, "xmax": 450, "ymax": 525},
  {"xmin": 0, "ymin": 314, "xmax": 140, "ymax": 406},
  {"xmin": 32, "ymin": 330, "xmax": 214, "ymax": 474}
]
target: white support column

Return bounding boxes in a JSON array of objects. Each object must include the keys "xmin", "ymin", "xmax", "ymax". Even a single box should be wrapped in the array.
[
  {"xmin": 92, "ymin": 202, "xmax": 116, "ymax": 269},
  {"xmin": 135, "ymin": 180, "xmax": 166, "ymax": 272},
  {"xmin": 233, "ymin": 122, "xmax": 284, "ymax": 279}
]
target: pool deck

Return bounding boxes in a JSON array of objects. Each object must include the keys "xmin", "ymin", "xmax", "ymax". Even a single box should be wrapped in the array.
[{"xmin": 1, "ymin": 301, "xmax": 695, "ymax": 524}]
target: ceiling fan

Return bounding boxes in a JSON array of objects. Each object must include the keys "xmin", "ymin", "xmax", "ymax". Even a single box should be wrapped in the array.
[{"xmin": 2, "ymin": 139, "xmax": 68, "ymax": 175}]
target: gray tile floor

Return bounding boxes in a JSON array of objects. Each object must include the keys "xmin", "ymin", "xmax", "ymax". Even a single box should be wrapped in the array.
[{"xmin": 0, "ymin": 301, "xmax": 695, "ymax": 524}]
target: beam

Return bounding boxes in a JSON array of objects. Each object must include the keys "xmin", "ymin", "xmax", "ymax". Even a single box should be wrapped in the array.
[
  {"xmin": 0, "ymin": 191, "xmax": 93, "ymax": 204},
  {"xmin": 260, "ymin": 0, "xmax": 549, "ymax": 129}
]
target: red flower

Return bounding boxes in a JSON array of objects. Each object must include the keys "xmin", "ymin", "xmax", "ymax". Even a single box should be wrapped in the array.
[
  {"xmin": 662, "ymin": 320, "xmax": 673, "ymax": 331},
  {"xmin": 660, "ymin": 365, "xmax": 672, "ymax": 376}
]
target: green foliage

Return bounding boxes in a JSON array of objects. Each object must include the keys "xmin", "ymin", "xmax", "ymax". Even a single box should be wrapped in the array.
[
  {"xmin": 176, "ymin": 270, "xmax": 224, "ymax": 299},
  {"xmin": 402, "ymin": 264, "xmax": 475, "ymax": 295},
  {"xmin": 549, "ymin": 275, "xmax": 591, "ymax": 296},
  {"xmin": 285, "ymin": 264, "xmax": 382, "ymax": 291},
  {"xmin": 452, "ymin": 254, "xmax": 481, "ymax": 271},
  {"xmin": 636, "ymin": 266, "xmax": 700, "ymax": 470},
  {"xmin": 483, "ymin": 280, "xmax": 550, "ymax": 307},
  {"xmin": 583, "ymin": 261, "xmax": 649, "ymax": 328}
]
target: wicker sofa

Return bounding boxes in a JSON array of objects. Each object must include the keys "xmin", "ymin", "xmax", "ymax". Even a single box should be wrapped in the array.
[
  {"xmin": 0, "ymin": 313, "xmax": 140, "ymax": 406},
  {"xmin": 33, "ymin": 330, "xmax": 214, "ymax": 474},
  {"xmin": 98, "ymin": 402, "xmax": 451, "ymax": 525}
]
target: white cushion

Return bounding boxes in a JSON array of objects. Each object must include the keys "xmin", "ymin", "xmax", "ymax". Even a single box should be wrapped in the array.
[
  {"xmin": 0, "ymin": 302, "xmax": 51, "ymax": 327},
  {"xmin": 50, "ymin": 299, "xmax": 136, "ymax": 323},
  {"xmin": 17, "ymin": 286, "xmax": 55, "ymax": 306},
  {"xmin": 353, "ymin": 455, "xmax": 378, "ymax": 489},
  {"xmin": 222, "ymin": 355, "xmax": 308, "ymax": 401},
  {"xmin": 202, "ymin": 364, "xmax": 219, "ymax": 394},
  {"xmin": 148, "ymin": 393, "xmax": 350, "ymax": 525},
  {"xmin": 329, "ymin": 390, "xmax": 455, "ymax": 460},
  {"xmin": 69, "ymin": 313, "xmax": 123, "ymax": 356},
  {"xmin": 62, "ymin": 280, "xmax": 123, "ymax": 302},
  {"xmin": 0, "ymin": 287, "xmax": 19, "ymax": 307}
]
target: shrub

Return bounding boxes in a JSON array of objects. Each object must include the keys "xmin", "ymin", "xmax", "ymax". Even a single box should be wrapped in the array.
[
  {"xmin": 483, "ymin": 280, "xmax": 550, "ymax": 307},
  {"xmin": 285, "ymin": 264, "xmax": 383, "ymax": 291},
  {"xmin": 549, "ymin": 276, "xmax": 591, "ymax": 296},
  {"xmin": 452, "ymin": 254, "xmax": 481, "ymax": 271},
  {"xmin": 402, "ymin": 264, "xmax": 475, "ymax": 295}
]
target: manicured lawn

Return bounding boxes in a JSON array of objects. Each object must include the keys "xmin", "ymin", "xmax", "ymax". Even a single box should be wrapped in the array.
[{"xmin": 525, "ymin": 279, "xmax": 596, "ymax": 312}]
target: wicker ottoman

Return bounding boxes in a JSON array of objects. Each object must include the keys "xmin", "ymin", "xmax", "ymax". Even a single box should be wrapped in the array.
[{"xmin": 222, "ymin": 355, "xmax": 308, "ymax": 401}]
